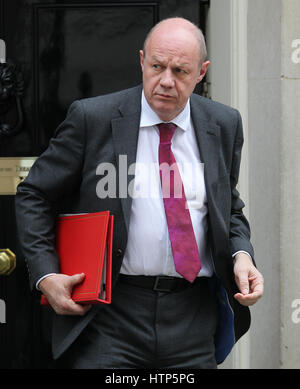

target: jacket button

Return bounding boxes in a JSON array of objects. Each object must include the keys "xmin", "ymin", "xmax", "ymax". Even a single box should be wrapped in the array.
[{"xmin": 116, "ymin": 248, "xmax": 123, "ymax": 257}]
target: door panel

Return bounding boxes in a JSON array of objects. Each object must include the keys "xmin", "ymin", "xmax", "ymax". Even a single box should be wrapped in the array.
[{"xmin": 0, "ymin": 0, "xmax": 209, "ymax": 368}]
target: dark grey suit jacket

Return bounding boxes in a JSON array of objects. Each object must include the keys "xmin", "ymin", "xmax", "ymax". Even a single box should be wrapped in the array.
[{"xmin": 15, "ymin": 84, "xmax": 254, "ymax": 362}]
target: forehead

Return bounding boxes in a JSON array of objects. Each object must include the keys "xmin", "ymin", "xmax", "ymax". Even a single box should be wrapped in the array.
[
  {"xmin": 149, "ymin": 53, "xmax": 192, "ymax": 70},
  {"xmin": 146, "ymin": 27, "xmax": 200, "ymax": 64}
]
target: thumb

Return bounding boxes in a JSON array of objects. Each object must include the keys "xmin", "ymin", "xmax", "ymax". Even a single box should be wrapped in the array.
[
  {"xmin": 236, "ymin": 272, "xmax": 249, "ymax": 295},
  {"xmin": 68, "ymin": 273, "xmax": 85, "ymax": 287}
]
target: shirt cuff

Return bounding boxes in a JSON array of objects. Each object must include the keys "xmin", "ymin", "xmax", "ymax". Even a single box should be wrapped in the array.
[
  {"xmin": 232, "ymin": 250, "xmax": 253, "ymax": 262},
  {"xmin": 36, "ymin": 273, "xmax": 57, "ymax": 291}
]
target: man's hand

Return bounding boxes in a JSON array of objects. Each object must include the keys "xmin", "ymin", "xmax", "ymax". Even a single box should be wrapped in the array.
[
  {"xmin": 39, "ymin": 273, "xmax": 92, "ymax": 315},
  {"xmin": 233, "ymin": 252, "xmax": 264, "ymax": 306}
]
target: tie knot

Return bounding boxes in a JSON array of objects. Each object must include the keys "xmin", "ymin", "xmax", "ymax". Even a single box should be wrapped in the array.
[{"xmin": 157, "ymin": 123, "xmax": 177, "ymax": 144}]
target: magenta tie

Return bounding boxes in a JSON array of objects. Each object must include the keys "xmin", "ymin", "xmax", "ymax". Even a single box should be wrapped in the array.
[{"xmin": 158, "ymin": 123, "xmax": 202, "ymax": 283}]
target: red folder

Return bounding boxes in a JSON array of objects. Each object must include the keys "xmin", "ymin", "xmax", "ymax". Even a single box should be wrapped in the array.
[{"xmin": 40, "ymin": 211, "xmax": 113, "ymax": 305}]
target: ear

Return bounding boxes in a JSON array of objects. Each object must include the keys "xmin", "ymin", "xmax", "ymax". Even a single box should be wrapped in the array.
[
  {"xmin": 196, "ymin": 61, "xmax": 210, "ymax": 84},
  {"xmin": 139, "ymin": 50, "xmax": 144, "ymax": 72}
]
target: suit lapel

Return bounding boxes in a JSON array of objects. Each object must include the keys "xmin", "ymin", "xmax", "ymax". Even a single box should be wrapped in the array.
[
  {"xmin": 190, "ymin": 96, "xmax": 221, "ymax": 196},
  {"xmin": 111, "ymin": 86, "xmax": 142, "ymax": 232}
]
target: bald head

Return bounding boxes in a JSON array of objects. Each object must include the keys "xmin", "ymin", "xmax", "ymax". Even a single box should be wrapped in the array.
[{"xmin": 143, "ymin": 17, "xmax": 207, "ymax": 66}]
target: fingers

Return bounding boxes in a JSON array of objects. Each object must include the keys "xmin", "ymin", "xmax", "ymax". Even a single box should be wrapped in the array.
[
  {"xmin": 234, "ymin": 291, "xmax": 262, "ymax": 306},
  {"xmin": 234, "ymin": 275, "xmax": 264, "ymax": 306},
  {"xmin": 54, "ymin": 298, "xmax": 92, "ymax": 316},
  {"xmin": 56, "ymin": 273, "xmax": 92, "ymax": 315},
  {"xmin": 233, "ymin": 253, "xmax": 264, "ymax": 307},
  {"xmin": 40, "ymin": 273, "xmax": 92, "ymax": 316},
  {"xmin": 236, "ymin": 272, "xmax": 250, "ymax": 295}
]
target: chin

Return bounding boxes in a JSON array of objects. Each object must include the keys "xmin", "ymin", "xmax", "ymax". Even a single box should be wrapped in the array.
[
  {"xmin": 155, "ymin": 109, "xmax": 174, "ymax": 122},
  {"xmin": 152, "ymin": 103, "xmax": 176, "ymax": 121}
]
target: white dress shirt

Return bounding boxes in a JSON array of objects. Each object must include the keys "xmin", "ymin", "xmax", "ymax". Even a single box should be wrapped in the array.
[{"xmin": 120, "ymin": 91, "xmax": 214, "ymax": 278}]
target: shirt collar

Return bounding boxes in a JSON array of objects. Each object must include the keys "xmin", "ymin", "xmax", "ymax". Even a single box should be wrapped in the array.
[{"xmin": 140, "ymin": 90, "xmax": 190, "ymax": 132}]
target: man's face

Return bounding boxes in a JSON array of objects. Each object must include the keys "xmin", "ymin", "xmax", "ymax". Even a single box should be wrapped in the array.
[{"xmin": 140, "ymin": 27, "xmax": 209, "ymax": 122}]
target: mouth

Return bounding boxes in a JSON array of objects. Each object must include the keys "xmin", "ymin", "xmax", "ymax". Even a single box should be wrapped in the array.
[{"xmin": 156, "ymin": 93, "xmax": 174, "ymax": 100}]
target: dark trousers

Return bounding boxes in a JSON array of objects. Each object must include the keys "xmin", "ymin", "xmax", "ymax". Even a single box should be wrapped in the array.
[{"xmin": 56, "ymin": 276, "xmax": 219, "ymax": 369}]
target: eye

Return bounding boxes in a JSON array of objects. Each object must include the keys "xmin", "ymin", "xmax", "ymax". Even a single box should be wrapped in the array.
[
  {"xmin": 152, "ymin": 64, "xmax": 161, "ymax": 70},
  {"xmin": 175, "ymin": 68, "xmax": 185, "ymax": 74}
]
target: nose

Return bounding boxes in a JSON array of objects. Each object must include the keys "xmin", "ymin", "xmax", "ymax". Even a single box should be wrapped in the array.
[{"xmin": 160, "ymin": 68, "xmax": 175, "ymax": 89}]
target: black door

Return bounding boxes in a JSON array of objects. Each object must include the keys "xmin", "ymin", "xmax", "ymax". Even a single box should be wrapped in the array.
[{"xmin": 0, "ymin": 0, "xmax": 209, "ymax": 369}]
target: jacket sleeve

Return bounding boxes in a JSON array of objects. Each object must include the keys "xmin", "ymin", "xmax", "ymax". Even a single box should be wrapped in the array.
[
  {"xmin": 15, "ymin": 100, "xmax": 86, "ymax": 290},
  {"xmin": 229, "ymin": 110, "xmax": 255, "ymax": 262}
]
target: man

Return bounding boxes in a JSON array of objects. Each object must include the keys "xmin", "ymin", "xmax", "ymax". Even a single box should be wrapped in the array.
[{"xmin": 15, "ymin": 17, "xmax": 264, "ymax": 368}]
